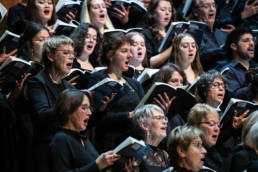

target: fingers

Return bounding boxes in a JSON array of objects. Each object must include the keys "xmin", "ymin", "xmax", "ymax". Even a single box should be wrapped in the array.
[
  {"xmin": 8, "ymin": 48, "xmax": 18, "ymax": 57},
  {"xmin": 240, "ymin": 109, "xmax": 250, "ymax": 118}
]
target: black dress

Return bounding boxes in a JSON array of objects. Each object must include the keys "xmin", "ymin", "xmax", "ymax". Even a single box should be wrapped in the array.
[
  {"xmin": 88, "ymin": 71, "xmax": 144, "ymax": 153},
  {"xmin": 49, "ymin": 128, "xmax": 101, "ymax": 172}
]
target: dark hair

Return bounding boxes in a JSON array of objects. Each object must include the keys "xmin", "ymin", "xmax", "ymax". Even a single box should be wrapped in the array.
[
  {"xmin": 101, "ymin": 32, "xmax": 131, "ymax": 66},
  {"xmin": 172, "ymin": 33, "xmax": 203, "ymax": 77},
  {"xmin": 25, "ymin": 0, "xmax": 57, "ymax": 26},
  {"xmin": 70, "ymin": 23, "xmax": 102, "ymax": 67},
  {"xmin": 153, "ymin": 63, "xmax": 187, "ymax": 85},
  {"xmin": 54, "ymin": 89, "xmax": 92, "ymax": 126},
  {"xmin": 196, "ymin": 70, "xmax": 226, "ymax": 102},
  {"xmin": 246, "ymin": 67, "xmax": 258, "ymax": 92},
  {"xmin": 18, "ymin": 22, "xmax": 49, "ymax": 60},
  {"xmin": 224, "ymin": 27, "xmax": 253, "ymax": 59},
  {"xmin": 140, "ymin": 0, "xmax": 175, "ymax": 40}
]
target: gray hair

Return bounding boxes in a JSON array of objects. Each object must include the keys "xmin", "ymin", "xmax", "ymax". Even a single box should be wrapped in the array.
[
  {"xmin": 248, "ymin": 121, "xmax": 258, "ymax": 151},
  {"xmin": 133, "ymin": 104, "xmax": 164, "ymax": 126},
  {"xmin": 242, "ymin": 110, "xmax": 258, "ymax": 146},
  {"xmin": 41, "ymin": 35, "xmax": 74, "ymax": 69}
]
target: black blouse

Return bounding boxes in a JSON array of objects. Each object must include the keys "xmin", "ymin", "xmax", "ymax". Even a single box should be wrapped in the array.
[{"xmin": 49, "ymin": 128, "xmax": 101, "ymax": 172}]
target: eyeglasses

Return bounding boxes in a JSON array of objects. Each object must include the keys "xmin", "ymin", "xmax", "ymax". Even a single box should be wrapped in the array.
[
  {"xmin": 56, "ymin": 50, "xmax": 75, "ymax": 57},
  {"xmin": 199, "ymin": 121, "xmax": 223, "ymax": 128},
  {"xmin": 210, "ymin": 82, "xmax": 226, "ymax": 89},
  {"xmin": 81, "ymin": 105, "xmax": 93, "ymax": 112},
  {"xmin": 152, "ymin": 115, "xmax": 168, "ymax": 122},
  {"xmin": 191, "ymin": 142, "xmax": 205, "ymax": 151},
  {"xmin": 240, "ymin": 38, "xmax": 256, "ymax": 44}
]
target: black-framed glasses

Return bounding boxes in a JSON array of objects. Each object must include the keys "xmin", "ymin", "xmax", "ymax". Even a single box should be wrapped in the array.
[
  {"xmin": 152, "ymin": 115, "xmax": 168, "ymax": 122},
  {"xmin": 80, "ymin": 105, "xmax": 93, "ymax": 112},
  {"xmin": 210, "ymin": 82, "xmax": 226, "ymax": 89},
  {"xmin": 199, "ymin": 121, "xmax": 223, "ymax": 128}
]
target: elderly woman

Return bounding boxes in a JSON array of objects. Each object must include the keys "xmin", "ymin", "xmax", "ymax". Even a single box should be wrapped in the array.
[
  {"xmin": 187, "ymin": 103, "xmax": 224, "ymax": 172},
  {"xmin": 88, "ymin": 31, "xmax": 144, "ymax": 153},
  {"xmin": 129, "ymin": 104, "xmax": 170, "ymax": 171},
  {"xmin": 196, "ymin": 70, "xmax": 226, "ymax": 109},
  {"xmin": 231, "ymin": 111, "xmax": 258, "ymax": 172},
  {"xmin": 49, "ymin": 89, "xmax": 119, "ymax": 172},
  {"xmin": 196, "ymin": 70, "xmax": 247, "ymax": 171},
  {"xmin": 26, "ymin": 35, "xmax": 75, "ymax": 171},
  {"xmin": 167, "ymin": 125, "xmax": 206, "ymax": 172}
]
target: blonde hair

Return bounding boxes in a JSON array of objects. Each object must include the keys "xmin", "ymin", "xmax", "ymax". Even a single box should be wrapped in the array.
[
  {"xmin": 187, "ymin": 103, "xmax": 218, "ymax": 126},
  {"xmin": 167, "ymin": 125, "xmax": 204, "ymax": 166},
  {"xmin": 80, "ymin": 0, "xmax": 114, "ymax": 30}
]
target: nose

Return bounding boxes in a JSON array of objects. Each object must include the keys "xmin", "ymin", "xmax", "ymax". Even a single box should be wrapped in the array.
[{"xmin": 202, "ymin": 147, "xmax": 207, "ymax": 154}]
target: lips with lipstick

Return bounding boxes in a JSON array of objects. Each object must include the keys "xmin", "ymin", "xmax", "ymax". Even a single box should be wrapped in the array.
[{"xmin": 43, "ymin": 9, "xmax": 50, "ymax": 15}]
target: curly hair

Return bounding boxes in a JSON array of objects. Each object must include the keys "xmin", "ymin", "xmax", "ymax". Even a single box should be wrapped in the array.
[
  {"xmin": 70, "ymin": 23, "xmax": 102, "ymax": 67},
  {"xmin": 196, "ymin": 70, "xmax": 226, "ymax": 103}
]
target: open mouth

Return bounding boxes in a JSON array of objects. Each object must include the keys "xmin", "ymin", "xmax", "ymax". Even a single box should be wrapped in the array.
[
  {"xmin": 87, "ymin": 45, "xmax": 93, "ymax": 50},
  {"xmin": 212, "ymin": 135, "xmax": 218, "ymax": 140},
  {"xmin": 217, "ymin": 93, "xmax": 224, "ymax": 98},
  {"xmin": 66, "ymin": 62, "xmax": 73, "ymax": 68},
  {"xmin": 99, "ymin": 14, "xmax": 105, "ymax": 19},
  {"xmin": 44, "ymin": 9, "xmax": 50, "ymax": 15},
  {"xmin": 138, "ymin": 52, "xmax": 142, "ymax": 56},
  {"xmin": 161, "ymin": 126, "xmax": 167, "ymax": 131},
  {"xmin": 208, "ymin": 13, "xmax": 215, "ymax": 19},
  {"xmin": 84, "ymin": 118, "xmax": 89, "ymax": 126}
]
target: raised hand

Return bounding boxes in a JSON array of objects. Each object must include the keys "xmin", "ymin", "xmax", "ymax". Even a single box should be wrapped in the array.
[
  {"xmin": 99, "ymin": 92, "xmax": 117, "ymax": 112},
  {"xmin": 0, "ymin": 47, "xmax": 17, "ymax": 64},
  {"xmin": 64, "ymin": 10, "xmax": 78, "ymax": 23},
  {"xmin": 241, "ymin": 0, "xmax": 258, "ymax": 19},
  {"xmin": 153, "ymin": 92, "xmax": 176, "ymax": 114},
  {"xmin": 111, "ymin": 4, "xmax": 131, "ymax": 24},
  {"xmin": 232, "ymin": 109, "xmax": 249, "ymax": 128}
]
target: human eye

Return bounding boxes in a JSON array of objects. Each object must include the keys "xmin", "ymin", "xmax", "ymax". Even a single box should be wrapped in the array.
[
  {"xmin": 191, "ymin": 43, "xmax": 196, "ymax": 48},
  {"xmin": 93, "ymin": 36, "xmax": 97, "ymax": 41},
  {"xmin": 182, "ymin": 44, "xmax": 188, "ymax": 48},
  {"xmin": 38, "ymin": 1, "xmax": 44, "ymax": 4},
  {"xmin": 132, "ymin": 42, "xmax": 138, "ymax": 46}
]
